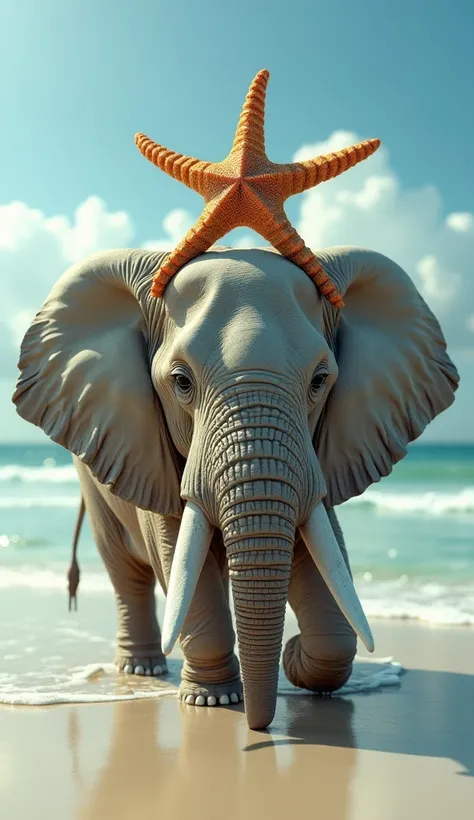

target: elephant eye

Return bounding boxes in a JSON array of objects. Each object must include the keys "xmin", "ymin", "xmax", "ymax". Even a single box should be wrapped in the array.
[
  {"xmin": 309, "ymin": 370, "xmax": 328, "ymax": 400},
  {"xmin": 176, "ymin": 374, "xmax": 192, "ymax": 390},
  {"xmin": 171, "ymin": 366, "xmax": 195, "ymax": 403}
]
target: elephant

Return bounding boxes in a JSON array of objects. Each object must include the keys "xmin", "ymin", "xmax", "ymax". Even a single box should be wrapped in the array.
[{"xmin": 12, "ymin": 244, "xmax": 458, "ymax": 730}]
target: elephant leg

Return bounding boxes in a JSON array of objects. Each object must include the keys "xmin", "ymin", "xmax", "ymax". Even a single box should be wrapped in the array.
[
  {"xmin": 283, "ymin": 508, "xmax": 357, "ymax": 692},
  {"xmin": 179, "ymin": 547, "xmax": 241, "ymax": 707},
  {"xmin": 77, "ymin": 473, "xmax": 167, "ymax": 677},
  {"xmin": 145, "ymin": 517, "xmax": 241, "ymax": 707}
]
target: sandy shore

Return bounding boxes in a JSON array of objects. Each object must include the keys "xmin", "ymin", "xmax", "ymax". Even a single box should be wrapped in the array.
[{"xmin": 1, "ymin": 619, "xmax": 474, "ymax": 820}]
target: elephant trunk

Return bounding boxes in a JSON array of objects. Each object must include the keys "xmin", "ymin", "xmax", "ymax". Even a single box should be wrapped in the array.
[
  {"xmin": 174, "ymin": 385, "xmax": 370, "ymax": 729},
  {"xmin": 222, "ymin": 505, "xmax": 295, "ymax": 730},
  {"xmin": 212, "ymin": 391, "xmax": 310, "ymax": 730},
  {"xmin": 163, "ymin": 385, "xmax": 374, "ymax": 729}
]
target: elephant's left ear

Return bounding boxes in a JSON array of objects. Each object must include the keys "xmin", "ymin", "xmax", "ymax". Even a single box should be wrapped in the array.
[{"xmin": 314, "ymin": 246, "xmax": 459, "ymax": 506}]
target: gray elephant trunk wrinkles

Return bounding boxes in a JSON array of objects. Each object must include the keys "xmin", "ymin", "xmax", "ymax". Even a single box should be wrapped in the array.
[
  {"xmin": 182, "ymin": 383, "xmax": 322, "ymax": 524},
  {"xmin": 186, "ymin": 383, "xmax": 323, "ymax": 729}
]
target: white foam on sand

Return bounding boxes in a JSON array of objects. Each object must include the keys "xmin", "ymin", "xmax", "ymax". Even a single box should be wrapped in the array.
[{"xmin": 0, "ymin": 657, "xmax": 403, "ymax": 706}]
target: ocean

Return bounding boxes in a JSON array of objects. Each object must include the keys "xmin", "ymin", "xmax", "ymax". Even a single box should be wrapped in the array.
[{"xmin": 1, "ymin": 441, "xmax": 473, "ymax": 704}]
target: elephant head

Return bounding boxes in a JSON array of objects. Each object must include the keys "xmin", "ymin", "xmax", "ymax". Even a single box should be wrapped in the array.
[{"xmin": 13, "ymin": 245, "xmax": 458, "ymax": 728}]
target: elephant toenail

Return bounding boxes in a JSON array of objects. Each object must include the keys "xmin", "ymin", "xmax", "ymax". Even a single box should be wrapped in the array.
[
  {"xmin": 134, "ymin": 665, "xmax": 145, "ymax": 675},
  {"xmin": 185, "ymin": 694, "xmax": 195, "ymax": 704},
  {"xmin": 152, "ymin": 665, "xmax": 164, "ymax": 676},
  {"xmin": 207, "ymin": 696, "xmax": 217, "ymax": 706},
  {"xmin": 195, "ymin": 695, "xmax": 206, "ymax": 706},
  {"xmin": 230, "ymin": 693, "xmax": 239, "ymax": 703},
  {"xmin": 123, "ymin": 664, "xmax": 134, "ymax": 674},
  {"xmin": 219, "ymin": 694, "xmax": 230, "ymax": 705}
]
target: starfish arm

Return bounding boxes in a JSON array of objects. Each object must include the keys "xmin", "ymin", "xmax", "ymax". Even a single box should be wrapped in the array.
[
  {"xmin": 135, "ymin": 133, "xmax": 211, "ymax": 195},
  {"xmin": 258, "ymin": 209, "xmax": 344, "ymax": 308},
  {"xmin": 151, "ymin": 203, "xmax": 228, "ymax": 297},
  {"xmin": 231, "ymin": 69, "xmax": 269, "ymax": 160},
  {"xmin": 286, "ymin": 138, "xmax": 381, "ymax": 195},
  {"xmin": 139, "ymin": 69, "xmax": 382, "ymax": 308}
]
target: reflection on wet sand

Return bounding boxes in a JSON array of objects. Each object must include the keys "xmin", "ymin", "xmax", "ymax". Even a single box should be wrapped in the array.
[
  {"xmin": 71, "ymin": 694, "xmax": 357, "ymax": 820},
  {"xmin": 4, "ymin": 621, "xmax": 474, "ymax": 820}
]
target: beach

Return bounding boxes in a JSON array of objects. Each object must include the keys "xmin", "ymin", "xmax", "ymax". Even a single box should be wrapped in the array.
[
  {"xmin": 1, "ymin": 441, "xmax": 474, "ymax": 817},
  {"xmin": 1, "ymin": 618, "xmax": 473, "ymax": 820}
]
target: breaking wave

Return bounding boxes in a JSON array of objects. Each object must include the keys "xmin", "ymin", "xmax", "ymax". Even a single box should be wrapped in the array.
[
  {"xmin": 2, "ymin": 485, "xmax": 474, "ymax": 516},
  {"xmin": 0, "ymin": 567, "xmax": 112, "ymax": 593},
  {"xmin": 0, "ymin": 464, "xmax": 78, "ymax": 484},
  {"xmin": 0, "ymin": 496, "xmax": 80, "ymax": 509},
  {"xmin": 1, "ymin": 566, "xmax": 474, "ymax": 627},
  {"xmin": 347, "ymin": 487, "xmax": 474, "ymax": 516}
]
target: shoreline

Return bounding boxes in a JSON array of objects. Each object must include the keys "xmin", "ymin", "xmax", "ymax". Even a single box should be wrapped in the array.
[{"xmin": 1, "ymin": 619, "xmax": 474, "ymax": 819}]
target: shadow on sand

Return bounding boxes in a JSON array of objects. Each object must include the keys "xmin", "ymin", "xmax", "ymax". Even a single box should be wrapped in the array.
[
  {"xmin": 247, "ymin": 668, "xmax": 474, "ymax": 778},
  {"xmin": 68, "ymin": 666, "xmax": 474, "ymax": 819}
]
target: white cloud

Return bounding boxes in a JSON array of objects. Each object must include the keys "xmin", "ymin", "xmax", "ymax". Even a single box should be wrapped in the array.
[
  {"xmin": 415, "ymin": 255, "xmax": 461, "ymax": 304},
  {"xmin": 446, "ymin": 212, "xmax": 473, "ymax": 233},
  {"xmin": 292, "ymin": 131, "xmax": 474, "ymax": 348},
  {"xmin": 229, "ymin": 232, "xmax": 260, "ymax": 249},
  {"xmin": 142, "ymin": 208, "xmax": 195, "ymax": 250},
  {"xmin": 1, "ymin": 132, "xmax": 473, "ymax": 441},
  {"xmin": 0, "ymin": 200, "xmax": 208, "ymax": 380},
  {"xmin": 0, "ymin": 196, "xmax": 136, "ymax": 379},
  {"xmin": 335, "ymin": 175, "xmax": 397, "ymax": 210},
  {"xmin": 61, "ymin": 197, "xmax": 134, "ymax": 261},
  {"xmin": 6, "ymin": 309, "xmax": 36, "ymax": 352}
]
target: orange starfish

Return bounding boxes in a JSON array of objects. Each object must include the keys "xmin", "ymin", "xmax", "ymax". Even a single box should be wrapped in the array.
[{"xmin": 135, "ymin": 70, "xmax": 380, "ymax": 307}]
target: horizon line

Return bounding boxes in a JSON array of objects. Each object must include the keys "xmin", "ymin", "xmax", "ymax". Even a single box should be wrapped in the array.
[{"xmin": 2, "ymin": 440, "xmax": 474, "ymax": 448}]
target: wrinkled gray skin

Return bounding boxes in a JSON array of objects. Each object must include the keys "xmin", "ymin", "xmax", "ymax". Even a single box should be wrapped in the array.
[{"xmin": 13, "ymin": 246, "xmax": 458, "ymax": 730}]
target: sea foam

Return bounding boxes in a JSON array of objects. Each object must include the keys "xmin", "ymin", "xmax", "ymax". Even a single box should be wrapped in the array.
[
  {"xmin": 2, "ymin": 461, "xmax": 474, "ymax": 516},
  {"xmin": 0, "ymin": 657, "xmax": 403, "ymax": 706},
  {"xmin": 0, "ymin": 567, "xmax": 112, "ymax": 593},
  {"xmin": 1, "ymin": 566, "xmax": 473, "ymax": 626},
  {"xmin": 347, "ymin": 487, "xmax": 474, "ymax": 516},
  {"xmin": 0, "ymin": 464, "xmax": 78, "ymax": 483},
  {"xmin": 2, "ymin": 487, "xmax": 474, "ymax": 514},
  {"xmin": 0, "ymin": 496, "xmax": 80, "ymax": 508}
]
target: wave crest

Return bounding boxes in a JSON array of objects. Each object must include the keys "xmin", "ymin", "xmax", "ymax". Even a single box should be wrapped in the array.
[
  {"xmin": 2, "ymin": 567, "xmax": 474, "ymax": 627},
  {"xmin": 2, "ymin": 488, "xmax": 474, "ymax": 516},
  {"xmin": 347, "ymin": 487, "xmax": 474, "ymax": 516},
  {"xmin": 0, "ymin": 568, "xmax": 112, "ymax": 593},
  {"xmin": 0, "ymin": 496, "xmax": 80, "ymax": 508},
  {"xmin": 0, "ymin": 464, "xmax": 78, "ymax": 484}
]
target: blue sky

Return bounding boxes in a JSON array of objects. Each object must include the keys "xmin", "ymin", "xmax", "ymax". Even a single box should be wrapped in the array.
[{"xmin": 1, "ymin": 0, "xmax": 473, "ymax": 442}]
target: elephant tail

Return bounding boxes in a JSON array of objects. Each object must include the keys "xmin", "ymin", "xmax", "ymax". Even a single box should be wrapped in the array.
[{"xmin": 67, "ymin": 496, "xmax": 85, "ymax": 611}]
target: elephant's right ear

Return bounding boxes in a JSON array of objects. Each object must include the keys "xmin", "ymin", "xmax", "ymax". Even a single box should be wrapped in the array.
[{"xmin": 13, "ymin": 249, "xmax": 183, "ymax": 517}]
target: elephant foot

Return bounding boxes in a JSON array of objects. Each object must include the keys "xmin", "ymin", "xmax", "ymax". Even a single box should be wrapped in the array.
[
  {"xmin": 116, "ymin": 650, "xmax": 168, "ymax": 677},
  {"xmin": 178, "ymin": 678, "xmax": 243, "ymax": 707},
  {"xmin": 283, "ymin": 633, "xmax": 355, "ymax": 692}
]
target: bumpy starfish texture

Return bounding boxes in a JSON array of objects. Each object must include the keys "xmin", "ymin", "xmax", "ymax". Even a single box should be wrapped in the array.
[{"xmin": 135, "ymin": 70, "xmax": 380, "ymax": 307}]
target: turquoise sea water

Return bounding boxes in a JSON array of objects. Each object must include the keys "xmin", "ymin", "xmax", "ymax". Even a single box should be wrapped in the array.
[
  {"xmin": 0, "ymin": 440, "xmax": 473, "ymax": 706},
  {"xmin": 1, "ymin": 441, "xmax": 474, "ymax": 625}
]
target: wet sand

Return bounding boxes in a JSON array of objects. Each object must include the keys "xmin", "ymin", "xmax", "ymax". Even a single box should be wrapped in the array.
[{"xmin": 1, "ymin": 620, "xmax": 474, "ymax": 820}]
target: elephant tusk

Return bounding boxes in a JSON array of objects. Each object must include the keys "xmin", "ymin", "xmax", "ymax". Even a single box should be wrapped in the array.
[
  {"xmin": 299, "ymin": 501, "xmax": 375, "ymax": 653},
  {"xmin": 161, "ymin": 501, "xmax": 214, "ymax": 656}
]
